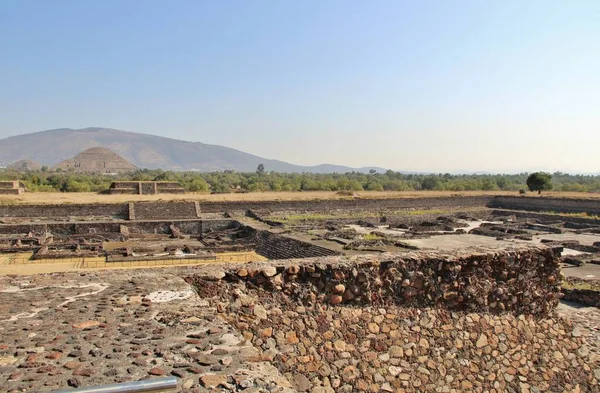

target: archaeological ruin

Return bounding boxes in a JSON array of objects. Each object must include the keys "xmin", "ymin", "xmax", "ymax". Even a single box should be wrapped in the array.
[
  {"xmin": 108, "ymin": 181, "xmax": 186, "ymax": 195},
  {"xmin": 0, "ymin": 195, "xmax": 599, "ymax": 392},
  {"xmin": 52, "ymin": 147, "xmax": 137, "ymax": 174},
  {"xmin": 0, "ymin": 180, "xmax": 25, "ymax": 195}
]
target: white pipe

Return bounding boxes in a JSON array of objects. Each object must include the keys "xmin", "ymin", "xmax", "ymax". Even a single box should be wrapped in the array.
[{"xmin": 50, "ymin": 377, "xmax": 178, "ymax": 393}]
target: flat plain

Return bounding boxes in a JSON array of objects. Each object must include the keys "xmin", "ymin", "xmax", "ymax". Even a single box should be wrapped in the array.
[{"xmin": 1, "ymin": 190, "xmax": 599, "ymax": 205}]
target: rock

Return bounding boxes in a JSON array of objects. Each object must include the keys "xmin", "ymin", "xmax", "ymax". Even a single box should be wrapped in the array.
[
  {"xmin": 260, "ymin": 327, "xmax": 273, "ymax": 337},
  {"xmin": 476, "ymin": 333, "xmax": 488, "ymax": 348},
  {"xmin": 199, "ymin": 374, "xmax": 228, "ymax": 388},
  {"xmin": 73, "ymin": 368, "xmax": 93, "ymax": 377},
  {"xmin": 64, "ymin": 361, "xmax": 82, "ymax": 370},
  {"xmin": 388, "ymin": 366, "xmax": 401, "ymax": 376},
  {"xmin": 389, "ymin": 346, "xmax": 403, "ymax": 358},
  {"xmin": 286, "ymin": 332, "xmax": 299, "ymax": 344},
  {"xmin": 329, "ymin": 294, "xmax": 343, "ymax": 305},
  {"xmin": 67, "ymin": 378, "xmax": 81, "ymax": 388},
  {"xmin": 72, "ymin": 321, "xmax": 100, "ymax": 329},
  {"xmin": 368, "ymin": 323, "xmax": 380, "ymax": 334},
  {"xmin": 148, "ymin": 367, "xmax": 165, "ymax": 376},
  {"xmin": 182, "ymin": 379, "xmax": 194, "ymax": 389},
  {"xmin": 253, "ymin": 305, "xmax": 268, "ymax": 319},
  {"xmin": 333, "ymin": 340, "xmax": 346, "ymax": 352},
  {"xmin": 262, "ymin": 266, "xmax": 277, "ymax": 277},
  {"xmin": 293, "ymin": 373, "xmax": 312, "ymax": 391},
  {"xmin": 181, "ymin": 316, "xmax": 203, "ymax": 325}
]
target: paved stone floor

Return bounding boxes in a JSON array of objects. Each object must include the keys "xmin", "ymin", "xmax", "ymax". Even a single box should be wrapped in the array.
[{"xmin": 0, "ymin": 268, "xmax": 295, "ymax": 393}]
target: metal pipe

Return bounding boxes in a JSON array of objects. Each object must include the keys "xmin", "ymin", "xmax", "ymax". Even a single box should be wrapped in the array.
[{"xmin": 50, "ymin": 377, "xmax": 178, "ymax": 393}]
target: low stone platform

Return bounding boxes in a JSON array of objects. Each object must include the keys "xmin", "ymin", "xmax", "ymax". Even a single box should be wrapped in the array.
[{"xmin": 0, "ymin": 245, "xmax": 598, "ymax": 393}]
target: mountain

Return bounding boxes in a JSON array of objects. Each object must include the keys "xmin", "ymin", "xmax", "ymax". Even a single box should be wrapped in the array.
[
  {"xmin": 0, "ymin": 128, "xmax": 387, "ymax": 173},
  {"xmin": 53, "ymin": 147, "xmax": 137, "ymax": 174}
]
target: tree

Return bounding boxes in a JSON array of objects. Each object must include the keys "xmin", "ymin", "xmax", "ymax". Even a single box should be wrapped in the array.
[
  {"xmin": 256, "ymin": 164, "xmax": 265, "ymax": 175},
  {"xmin": 369, "ymin": 169, "xmax": 377, "ymax": 175},
  {"xmin": 526, "ymin": 172, "xmax": 553, "ymax": 194}
]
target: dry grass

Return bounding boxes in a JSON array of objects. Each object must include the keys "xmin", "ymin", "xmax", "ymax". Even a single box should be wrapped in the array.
[{"xmin": 0, "ymin": 190, "xmax": 599, "ymax": 205}]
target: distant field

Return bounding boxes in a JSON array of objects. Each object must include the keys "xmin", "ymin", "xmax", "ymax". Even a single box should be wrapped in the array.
[{"xmin": 1, "ymin": 190, "xmax": 599, "ymax": 205}]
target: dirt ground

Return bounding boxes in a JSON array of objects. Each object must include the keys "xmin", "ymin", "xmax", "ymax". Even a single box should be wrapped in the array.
[{"xmin": 1, "ymin": 190, "xmax": 599, "ymax": 205}]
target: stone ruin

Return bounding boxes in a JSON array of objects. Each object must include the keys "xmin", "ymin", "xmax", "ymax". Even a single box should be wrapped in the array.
[
  {"xmin": 52, "ymin": 147, "xmax": 137, "ymax": 174},
  {"xmin": 0, "ymin": 196, "xmax": 600, "ymax": 392},
  {"xmin": 0, "ymin": 180, "xmax": 25, "ymax": 195},
  {"xmin": 108, "ymin": 181, "xmax": 186, "ymax": 195}
]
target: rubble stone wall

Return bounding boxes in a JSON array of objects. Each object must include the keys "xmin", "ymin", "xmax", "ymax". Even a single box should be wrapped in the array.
[
  {"xmin": 0, "ymin": 203, "xmax": 129, "ymax": 219},
  {"xmin": 199, "ymin": 246, "xmax": 562, "ymax": 315},
  {"xmin": 0, "ymin": 189, "xmax": 23, "ymax": 195},
  {"xmin": 200, "ymin": 196, "xmax": 494, "ymax": 214},
  {"xmin": 132, "ymin": 202, "xmax": 199, "ymax": 220},
  {"xmin": 563, "ymin": 277, "xmax": 600, "ymax": 308},
  {"xmin": 183, "ymin": 246, "xmax": 598, "ymax": 393},
  {"xmin": 491, "ymin": 196, "xmax": 600, "ymax": 215},
  {"xmin": 492, "ymin": 209, "xmax": 600, "ymax": 225}
]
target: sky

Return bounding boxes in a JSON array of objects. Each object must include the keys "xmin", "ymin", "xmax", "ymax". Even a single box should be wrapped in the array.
[{"xmin": 1, "ymin": 0, "xmax": 599, "ymax": 173}]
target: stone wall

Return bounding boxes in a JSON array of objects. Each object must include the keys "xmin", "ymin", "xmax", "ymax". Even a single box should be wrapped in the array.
[
  {"xmin": 133, "ymin": 202, "xmax": 199, "ymax": 220},
  {"xmin": 201, "ymin": 196, "xmax": 494, "ymax": 214},
  {"xmin": 0, "ymin": 180, "xmax": 25, "ymax": 195},
  {"xmin": 491, "ymin": 210, "xmax": 600, "ymax": 225},
  {"xmin": 198, "ymin": 245, "xmax": 561, "ymax": 315},
  {"xmin": 182, "ymin": 246, "xmax": 597, "ymax": 393},
  {"xmin": 254, "ymin": 230, "xmax": 340, "ymax": 260},
  {"xmin": 108, "ymin": 181, "xmax": 185, "ymax": 195},
  {"xmin": 201, "ymin": 219, "xmax": 242, "ymax": 233},
  {"xmin": 491, "ymin": 196, "xmax": 600, "ymax": 215},
  {"xmin": 0, "ymin": 203, "xmax": 129, "ymax": 219},
  {"xmin": 562, "ymin": 277, "xmax": 600, "ymax": 308},
  {"xmin": 0, "ymin": 189, "xmax": 23, "ymax": 195},
  {"xmin": 0, "ymin": 219, "xmax": 241, "ymax": 237}
]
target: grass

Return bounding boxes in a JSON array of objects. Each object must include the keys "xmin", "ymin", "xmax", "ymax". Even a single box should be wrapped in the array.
[
  {"xmin": 363, "ymin": 233, "xmax": 383, "ymax": 240},
  {"xmin": 274, "ymin": 208, "xmax": 456, "ymax": 222},
  {"xmin": 2, "ymin": 190, "xmax": 600, "ymax": 205},
  {"xmin": 562, "ymin": 281, "xmax": 600, "ymax": 291},
  {"xmin": 540, "ymin": 211, "xmax": 600, "ymax": 220}
]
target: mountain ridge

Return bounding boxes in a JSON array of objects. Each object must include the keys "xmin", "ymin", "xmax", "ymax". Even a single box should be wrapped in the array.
[{"xmin": 0, "ymin": 127, "xmax": 387, "ymax": 173}]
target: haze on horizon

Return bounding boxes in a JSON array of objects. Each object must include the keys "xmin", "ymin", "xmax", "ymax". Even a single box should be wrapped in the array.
[{"xmin": 1, "ymin": 1, "xmax": 599, "ymax": 174}]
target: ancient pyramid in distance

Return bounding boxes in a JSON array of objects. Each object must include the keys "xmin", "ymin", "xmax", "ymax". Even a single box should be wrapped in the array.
[
  {"xmin": 6, "ymin": 159, "xmax": 42, "ymax": 171},
  {"xmin": 53, "ymin": 147, "xmax": 137, "ymax": 174}
]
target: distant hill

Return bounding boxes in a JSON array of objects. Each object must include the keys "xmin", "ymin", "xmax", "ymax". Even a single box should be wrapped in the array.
[
  {"xmin": 7, "ymin": 159, "xmax": 41, "ymax": 172},
  {"xmin": 53, "ymin": 147, "xmax": 137, "ymax": 174},
  {"xmin": 0, "ymin": 128, "xmax": 386, "ymax": 173}
]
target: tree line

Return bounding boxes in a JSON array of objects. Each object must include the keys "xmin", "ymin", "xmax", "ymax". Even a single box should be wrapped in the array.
[{"xmin": 0, "ymin": 167, "xmax": 599, "ymax": 193}]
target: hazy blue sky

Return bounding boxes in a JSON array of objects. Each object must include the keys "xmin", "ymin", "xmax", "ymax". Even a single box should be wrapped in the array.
[{"xmin": 1, "ymin": 1, "xmax": 599, "ymax": 173}]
